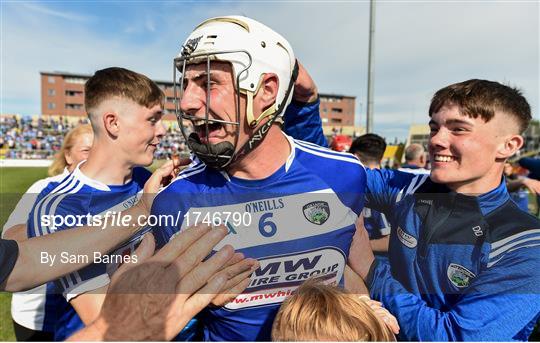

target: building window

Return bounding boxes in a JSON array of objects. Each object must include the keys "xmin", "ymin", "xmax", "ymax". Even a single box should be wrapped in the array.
[
  {"xmin": 332, "ymin": 108, "xmax": 343, "ymax": 113},
  {"xmin": 64, "ymin": 77, "xmax": 87, "ymax": 84},
  {"xmin": 330, "ymin": 118, "xmax": 342, "ymax": 123},
  {"xmin": 48, "ymin": 76, "xmax": 55, "ymax": 83},
  {"xmin": 65, "ymin": 103, "xmax": 83, "ymax": 110},
  {"xmin": 48, "ymin": 89, "xmax": 56, "ymax": 96},
  {"xmin": 65, "ymin": 90, "xmax": 83, "ymax": 96},
  {"xmin": 47, "ymin": 102, "xmax": 56, "ymax": 109}
]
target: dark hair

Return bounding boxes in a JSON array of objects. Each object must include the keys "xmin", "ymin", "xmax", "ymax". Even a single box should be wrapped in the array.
[
  {"xmin": 349, "ymin": 133, "xmax": 386, "ymax": 164},
  {"xmin": 85, "ymin": 67, "xmax": 164, "ymax": 115},
  {"xmin": 429, "ymin": 79, "xmax": 531, "ymax": 133}
]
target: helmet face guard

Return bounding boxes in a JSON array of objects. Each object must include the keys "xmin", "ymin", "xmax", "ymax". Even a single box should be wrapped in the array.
[
  {"xmin": 173, "ymin": 50, "xmax": 251, "ymax": 169},
  {"xmin": 173, "ymin": 16, "xmax": 298, "ymax": 170}
]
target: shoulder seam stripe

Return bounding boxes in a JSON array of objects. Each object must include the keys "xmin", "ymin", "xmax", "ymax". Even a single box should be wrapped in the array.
[
  {"xmin": 491, "ymin": 229, "xmax": 540, "ymax": 250},
  {"xmin": 295, "ymin": 140, "xmax": 360, "ymax": 162},
  {"xmin": 33, "ymin": 176, "xmax": 79, "ymax": 237},
  {"xmin": 159, "ymin": 163, "xmax": 207, "ymax": 194},
  {"xmin": 487, "ymin": 242, "xmax": 540, "ymax": 267},
  {"xmin": 294, "ymin": 143, "xmax": 363, "ymax": 166},
  {"xmin": 489, "ymin": 236, "xmax": 540, "ymax": 259}
]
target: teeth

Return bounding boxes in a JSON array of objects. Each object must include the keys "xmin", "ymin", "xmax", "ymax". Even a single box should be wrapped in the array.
[
  {"xmin": 192, "ymin": 119, "xmax": 205, "ymax": 127},
  {"xmin": 434, "ymin": 155, "xmax": 455, "ymax": 162}
]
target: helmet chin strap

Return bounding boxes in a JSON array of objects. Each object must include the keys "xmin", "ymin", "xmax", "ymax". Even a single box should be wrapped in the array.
[{"xmin": 187, "ymin": 133, "xmax": 235, "ymax": 169}]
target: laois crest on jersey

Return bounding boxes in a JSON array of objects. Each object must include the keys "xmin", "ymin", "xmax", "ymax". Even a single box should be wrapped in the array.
[
  {"xmin": 151, "ymin": 133, "xmax": 366, "ymax": 341},
  {"xmin": 26, "ymin": 164, "xmax": 151, "ymax": 340}
]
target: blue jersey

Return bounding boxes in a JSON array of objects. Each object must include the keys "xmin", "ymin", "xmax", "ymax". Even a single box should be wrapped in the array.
[
  {"xmin": 151, "ymin": 134, "xmax": 366, "ymax": 341},
  {"xmin": 283, "ymin": 98, "xmax": 328, "ymax": 148},
  {"xmin": 362, "ymin": 207, "xmax": 390, "ymax": 240},
  {"xmin": 27, "ymin": 164, "xmax": 151, "ymax": 340},
  {"xmin": 365, "ymin": 169, "xmax": 540, "ymax": 341}
]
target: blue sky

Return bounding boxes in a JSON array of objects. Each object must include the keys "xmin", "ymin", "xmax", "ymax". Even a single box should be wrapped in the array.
[{"xmin": 1, "ymin": 1, "xmax": 538, "ymax": 141}]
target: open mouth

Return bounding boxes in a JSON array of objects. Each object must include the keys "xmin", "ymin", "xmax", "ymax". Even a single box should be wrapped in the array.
[
  {"xmin": 433, "ymin": 154, "xmax": 457, "ymax": 163},
  {"xmin": 192, "ymin": 119, "xmax": 224, "ymax": 143}
]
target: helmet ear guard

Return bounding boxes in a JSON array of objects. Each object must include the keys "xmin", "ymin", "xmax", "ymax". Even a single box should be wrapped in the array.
[{"xmin": 173, "ymin": 16, "xmax": 297, "ymax": 169}]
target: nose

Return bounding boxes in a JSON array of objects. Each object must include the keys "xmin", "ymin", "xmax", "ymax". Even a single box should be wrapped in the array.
[
  {"xmin": 155, "ymin": 119, "xmax": 166, "ymax": 140},
  {"xmin": 180, "ymin": 82, "xmax": 206, "ymax": 116},
  {"xmin": 429, "ymin": 127, "xmax": 449, "ymax": 152}
]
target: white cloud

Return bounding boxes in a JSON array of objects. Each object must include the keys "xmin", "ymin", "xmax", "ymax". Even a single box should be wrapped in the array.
[{"xmin": 20, "ymin": 2, "xmax": 94, "ymax": 22}]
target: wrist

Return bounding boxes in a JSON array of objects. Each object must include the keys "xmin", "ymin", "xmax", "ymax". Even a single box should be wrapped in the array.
[{"xmin": 359, "ymin": 255, "xmax": 376, "ymax": 281}]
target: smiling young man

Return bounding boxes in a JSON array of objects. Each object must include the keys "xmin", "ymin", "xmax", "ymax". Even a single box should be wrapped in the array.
[
  {"xmin": 150, "ymin": 16, "xmax": 367, "ymax": 341},
  {"xmin": 341, "ymin": 79, "xmax": 540, "ymax": 341},
  {"xmin": 25, "ymin": 67, "xmax": 168, "ymax": 339}
]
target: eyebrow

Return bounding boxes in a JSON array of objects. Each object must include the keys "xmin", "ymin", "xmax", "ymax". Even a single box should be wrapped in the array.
[
  {"xmin": 187, "ymin": 71, "xmax": 216, "ymax": 83},
  {"xmin": 149, "ymin": 110, "xmax": 163, "ymax": 117},
  {"xmin": 429, "ymin": 118, "xmax": 473, "ymax": 126}
]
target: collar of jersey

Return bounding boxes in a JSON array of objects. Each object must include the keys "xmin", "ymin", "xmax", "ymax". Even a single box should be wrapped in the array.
[
  {"xmin": 453, "ymin": 178, "xmax": 509, "ymax": 216},
  {"xmin": 71, "ymin": 160, "xmax": 135, "ymax": 192},
  {"xmin": 224, "ymin": 132, "xmax": 296, "ymax": 189}
]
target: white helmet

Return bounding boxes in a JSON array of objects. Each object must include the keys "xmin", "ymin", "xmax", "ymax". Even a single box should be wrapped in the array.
[{"xmin": 173, "ymin": 15, "xmax": 298, "ymax": 169}]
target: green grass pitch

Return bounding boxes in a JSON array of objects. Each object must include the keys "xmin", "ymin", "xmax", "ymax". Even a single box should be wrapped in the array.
[{"xmin": 0, "ymin": 167, "xmax": 48, "ymax": 341}]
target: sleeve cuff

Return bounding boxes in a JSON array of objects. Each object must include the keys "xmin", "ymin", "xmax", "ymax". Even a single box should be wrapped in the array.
[
  {"xmin": 365, "ymin": 258, "xmax": 379, "ymax": 288},
  {"xmin": 290, "ymin": 95, "xmax": 320, "ymax": 108}
]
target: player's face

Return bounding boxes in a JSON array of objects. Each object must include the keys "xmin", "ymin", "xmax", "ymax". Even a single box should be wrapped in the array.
[
  {"xmin": 65, "ymin": 132, "xmax": 93, "ymax": 171},
  {"xmin": 180, "ymin": 61, "xmax": 246, "ymax": 148},
  {"xmin": 428, "ymin": 104, "xmax": 508, "ymax": 194},
  {"xmin": 118, "ymin": 101, "xmax": 165, "ymax": 167}
]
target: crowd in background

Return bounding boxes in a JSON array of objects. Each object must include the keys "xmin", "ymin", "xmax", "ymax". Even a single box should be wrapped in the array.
[{"xmin": 0, "ymin": 116, "xmax": 188, "ymax": 160}]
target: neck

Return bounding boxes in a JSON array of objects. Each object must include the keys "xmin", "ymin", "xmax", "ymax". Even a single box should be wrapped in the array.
[
  {"xmin": 227, "ymin": 126, "xmax": 290, "ymax": 180},
  {"xmin": 80, "ymin": 140, "xmax": 134, "ymax": 185},
  {"xmin": 447, "ymin": 166, "xmax": 503, "ymax": 195}
]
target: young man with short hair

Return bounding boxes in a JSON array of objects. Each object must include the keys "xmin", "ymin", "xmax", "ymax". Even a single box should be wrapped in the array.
[
  {"xmin": 346, "ymin": 79, "xmax": 540, "ymax": 341},
  {"xmin": 27, "ymin": 67, "xmax": 257, "ymax": 340},
  {"xmin": 26, "ymin": 67, "xmax": 165, "ymax": 339}
]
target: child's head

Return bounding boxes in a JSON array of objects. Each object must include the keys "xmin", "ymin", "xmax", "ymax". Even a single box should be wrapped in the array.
[{"xmin": 272, "ymin": 281, "xmax": 395, "ymax": 341}]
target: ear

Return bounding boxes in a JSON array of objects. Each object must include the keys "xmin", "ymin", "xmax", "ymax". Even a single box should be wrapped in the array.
[
  {"xmin": 102, "ymin": 111, "xmax": 120, "ymax": 137},
  {"xmin": 257, "ymin": 73, "xmax": 279, "ymax": 110},
  {"xmin": 496, "ymin": 134, "xmax": 524, "ymax": 159},
  {"xmin": 419, "ymin": 153, "xmax": 426, "ymax": 165},
  {"xmin": 64, "ymin": 150, "xmax": 74, "ymax": 166}
]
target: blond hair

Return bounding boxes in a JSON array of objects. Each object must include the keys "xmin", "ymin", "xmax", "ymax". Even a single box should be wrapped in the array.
[
  {"xmin": 272, "ymin": 280, "xmax": 395, "ymax": 341},
  {"xmin": 48, "ymin": 124, "xmax": 93, "ymax": 176}
]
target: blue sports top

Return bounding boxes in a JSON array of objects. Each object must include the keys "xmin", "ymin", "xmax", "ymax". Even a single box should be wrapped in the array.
[
  {"xmin": 365, "ymin": 169, "xmax": 540, "ymax": 341},
  {"xmin": 283, "ymin": 99, "xmax": 540, "ymax": 341},
  {"xmin": 26, "ymin": 163, "xmax": 151, "ymax": 339},
  {"xmin": 151, "ymin": 133, "xmax": 366, "ymax": 341}
]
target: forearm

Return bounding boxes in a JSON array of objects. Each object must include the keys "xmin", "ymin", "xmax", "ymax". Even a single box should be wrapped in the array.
[
  {"xmin": 370, "ymin": 236, "xmax": 389, "ymax": 252},
  {"xmin": 367, "ymin": 260, "xmax": 456, "ymax": 341},
  {"xmin": 6, "ymin": 205, "xmax": 146, "ymax": 292},
  {"xmin": 2, "ymin": 224, "xmax": 27, "ymax": 241}
]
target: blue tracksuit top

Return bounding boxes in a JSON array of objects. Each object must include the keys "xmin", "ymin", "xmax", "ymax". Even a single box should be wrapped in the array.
[
  {"xmin": 283, "ymin": 100, "xmax": 540, "ymax": 341},
  {"xmin": 365, "ymin": 169, "xmax": 540, "ymax": 341}
]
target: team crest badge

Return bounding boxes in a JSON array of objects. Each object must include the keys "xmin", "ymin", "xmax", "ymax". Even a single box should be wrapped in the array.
[
  {"xmin": 303, "ymin": 201, "xmax": 330, "ymax": 225},
  {"xmin": 447, "ymin": 263, "xmax": 476, "ymax": 288}
]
